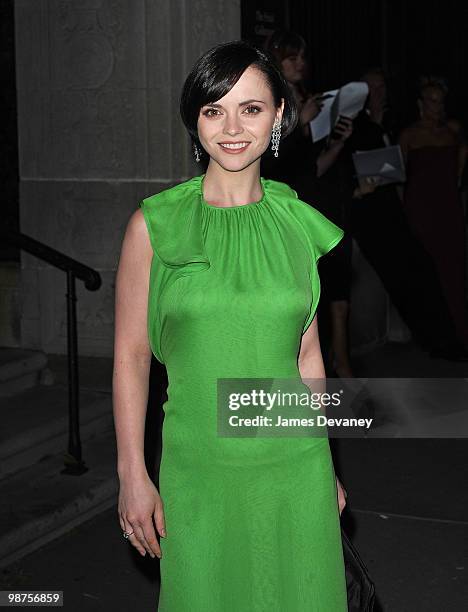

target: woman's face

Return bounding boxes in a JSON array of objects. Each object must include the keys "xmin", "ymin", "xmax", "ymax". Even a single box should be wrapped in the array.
[
  {"xmin": 366, "ymin": 73, "xmax": 387, "ymax": 107},
  {"xmin": 197, "ymin": 66, "xmax": 283, "ymax": 173},
  {"xmin": 280, "ymin": 48, "xmax": 306, "ymax": 84},
  {"xmin": 419, "ymin": 86, "xmax": 445, "ymax": 121}
]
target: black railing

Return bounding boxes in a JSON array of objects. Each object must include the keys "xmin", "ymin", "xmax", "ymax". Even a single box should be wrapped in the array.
[{"xmin": 2, "ymin": 230, "xmax": 102, "ymax": 475}]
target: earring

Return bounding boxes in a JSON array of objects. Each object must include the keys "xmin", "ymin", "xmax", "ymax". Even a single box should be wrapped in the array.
[
  {"xmin": 271, "ymin": 120, "xmax": 281, "ymax": 157},
  {"xmin": 193, "ymin": 142, "xmax": 201, "ymax": 163}
]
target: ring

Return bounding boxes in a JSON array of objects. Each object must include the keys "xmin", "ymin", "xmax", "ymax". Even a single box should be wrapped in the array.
[{"xmin": 123, "ymin": 530, "xmax": 134, "ymax": 539}]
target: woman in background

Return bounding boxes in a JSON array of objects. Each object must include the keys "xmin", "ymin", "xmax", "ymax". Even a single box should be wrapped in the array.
[
  {"xmin": 399, "ymin": 77, "xmax": 468, "ymax": 348},
  {"xmin": 262, "ymin": 30, "xmax": 356, "ymax": 378},
  {"xmin": 347, "ymin": 69, "xmax": 468, "ymax": 360}
]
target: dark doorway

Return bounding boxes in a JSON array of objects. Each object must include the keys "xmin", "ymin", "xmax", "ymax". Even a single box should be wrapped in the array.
[{"xmin": 1, "ymin": 0, "xmax": 19, "ymax": 261}]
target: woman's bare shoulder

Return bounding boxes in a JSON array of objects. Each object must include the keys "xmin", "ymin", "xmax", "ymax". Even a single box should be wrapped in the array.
[
  {"xmin": 121, "ymin": 208, "xmax": 153, "ymax": 260},
  {"xmin": 128, "ymin": 208, "xmax": 149, "ymax": 236},
  {"xmin": 399, "ymin": 123, "xmax": 420, "ymax": 140},
  {"xmin": 447, "ymin": 118, "xmax": 462, "ymax": 132},
  {"xmin": 446, "ymin": 119, "xmax": 464, "ymax": 142}
]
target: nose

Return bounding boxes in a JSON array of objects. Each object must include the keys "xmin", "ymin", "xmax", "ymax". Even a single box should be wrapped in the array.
[{"xmin": 222, "ymin": 113, "xmax": 243, "ymax": 136}]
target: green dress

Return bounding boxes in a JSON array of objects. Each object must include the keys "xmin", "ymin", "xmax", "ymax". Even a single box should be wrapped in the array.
[{"xmin": 139, "ymin": 175, "xmax": 347, "ymax": 611}]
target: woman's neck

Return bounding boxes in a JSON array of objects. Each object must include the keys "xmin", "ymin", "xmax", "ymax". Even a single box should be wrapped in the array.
[
  {"xmin": 288, "ymin": 81, "xmax": 304, "ymax": 107},
  {"xmin": 419, "ymin": 116, "xmax": 444, "ymax": 130},
  {"xmin": 367, "ymin": 100, "xmax": 385, "ymax": 125},
  {"xmin": 202, "ymin": 160, "xmax": 263, "ymax": 208}
]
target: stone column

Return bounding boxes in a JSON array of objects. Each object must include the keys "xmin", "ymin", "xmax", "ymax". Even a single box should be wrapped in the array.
[{"xmin": 14, "ymin": 0, "xmax": 240, "ymax": 356}]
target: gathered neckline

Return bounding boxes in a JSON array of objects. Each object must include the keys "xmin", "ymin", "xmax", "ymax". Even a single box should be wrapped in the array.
[{"xmin": 199, "ymin": 174, "xmax": 268, "ymax": 211}]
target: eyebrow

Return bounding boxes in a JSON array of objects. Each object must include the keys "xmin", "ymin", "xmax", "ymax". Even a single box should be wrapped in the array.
[{"xmin": 203, "ymin": 99, "xmax": 266, "ymax": 108}]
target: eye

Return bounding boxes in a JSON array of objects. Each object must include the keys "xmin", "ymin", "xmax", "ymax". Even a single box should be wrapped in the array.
[
  {"xmin": 202, "ymin": 108, "xmax": 221, "ymax": 117},
  {"xmin": 244, "ymin": 105, "xmax": 262, "ymax": 115}
]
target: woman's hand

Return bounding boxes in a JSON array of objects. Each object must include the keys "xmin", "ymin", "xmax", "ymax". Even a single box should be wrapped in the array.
[
  {"xmin": 336, "ymin": 476, "xmax": 347, "ymax": 516},
  {"xmin": 118, "ymin": 472, "xmax": 166, "ymax": 558},
  {"xmin": 316, "ymin": 116, "xmax": 354, "ymax": 177},
  {"xmin": 329, "ymin": 116, "xmax": 353, "ymax": 147},
  {"xmin": 353, "ymin": 176, "xmax": 381, "ymax": 198},
  {"xmin": 300, "ymin": 94, "xmax": 322, "ymax": 126}
]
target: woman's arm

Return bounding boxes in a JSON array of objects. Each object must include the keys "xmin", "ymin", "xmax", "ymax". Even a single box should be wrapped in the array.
[
  {"xmin": 316, "ymin": 140, "xmax": 345, "ymax": 178},
  {"xmin": 447, "ymin": 119, "xmax": 467, "ymax": 184},
  {"xmin": 459, "ymin": 144, "xmax": 467, "ymax": 186},
  {"xmin": 298, "ymin": 316, "xmax": 347, "ymax": 515},
  {"xmin": 316, "ymin": 116, "xmax": 353, "ymax": 178},
  {"xmin": 398, "ymin": 127, "xmax": 411, "ymax": 166},
  {"xmin": 298, "ymin": 315, "xmax": 326, "ymax": 380},
  {"xmin": 113, "ymin": 208, "xmax": 165, "ymax": 558},
  {"xmin": 114, "ymin": 209, "xmax": 152, "ymax": 477},
  {"xmin": 397, "ymin": 128, "xmax": 412, "ymax": 201}
]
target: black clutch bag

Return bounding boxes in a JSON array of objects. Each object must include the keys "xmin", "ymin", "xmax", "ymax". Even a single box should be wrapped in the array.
[{"xmin": 342, "ymin": 528, "xmax": 376, "ymax": 611}]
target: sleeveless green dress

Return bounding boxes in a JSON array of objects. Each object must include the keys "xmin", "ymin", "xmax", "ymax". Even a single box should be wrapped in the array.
[{"xmin": 139, "ymin": 175, "xmax": 347, "ymax": 611}]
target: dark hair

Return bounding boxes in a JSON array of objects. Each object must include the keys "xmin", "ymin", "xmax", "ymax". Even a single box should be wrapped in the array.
[
  {"xmin": 264, "ymin": 30, "xmax": 306, "ymax": 65},
  {"xmin": 180, "ymin": 40, "xmax": 297, "ymax": 145},
  {"xmin": 360, "ymin": 66, "xmax": 386, "ymax": 82},
  {"xmin": 263, "ymin": 30, "xmax": 309, "ymax": 100}
]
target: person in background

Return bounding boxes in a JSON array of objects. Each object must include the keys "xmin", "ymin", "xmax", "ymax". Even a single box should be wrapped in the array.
[
  {"xmin": 262, "ymin": 30, "xmax": 359, "ymax": 378},
  {"xmin": 399, "ymin": 76, "xmax": 468, "ymax": 352},
  {"xmin": 347, "ymin": 69, "xmax": 468, "ymax": 360}
]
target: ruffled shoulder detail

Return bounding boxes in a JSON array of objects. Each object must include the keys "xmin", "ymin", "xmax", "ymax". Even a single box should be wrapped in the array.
[
  {"xmin": 139, "ymin": 176, "xmax": 209, "ymax": 275},
  {"xmin": 263, "ymin": 178, "xmax": 344, "ymax": 333},
  {"xmin": 294, "ymin": 198, "xmax": 344, "ymax": 261},
  {"xmin": 263, "ymin": 178, "xmax": 344, "ymax": 259}
]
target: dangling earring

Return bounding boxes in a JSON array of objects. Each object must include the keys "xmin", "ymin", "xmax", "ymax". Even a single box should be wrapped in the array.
[
  {"xmin": 193, "ymin": 141, "xmax": 201, "ymax": 163},
  {"xmin": 271, "ymin": 120, "xmax": 281, "ymax": 157}
]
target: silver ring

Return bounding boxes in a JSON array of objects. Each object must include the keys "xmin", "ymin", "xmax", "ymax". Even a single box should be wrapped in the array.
[{"xmin": 123, "ymin": 530, "xmax": 134, "ymax": 539}]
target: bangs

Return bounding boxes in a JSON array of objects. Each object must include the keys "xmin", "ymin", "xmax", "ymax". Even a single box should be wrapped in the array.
[
  {"xmin": 266, "ymin": 30, "xmax": 306, "ymax": 64},
  {"xmin": 181, "ymin": 43, "xmax": 261, "ymax": 135},
  {"xmin": 198, "ymin": 57, "xmax": 256, "ymax": 107},
  {"xmin": 281, "ymin": 43, "xmax": 304, "ymax": 60}
]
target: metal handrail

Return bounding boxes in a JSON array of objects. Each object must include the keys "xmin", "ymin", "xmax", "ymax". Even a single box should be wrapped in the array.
[
  {"xmin": 2, "ymin": 230, "xmax": 102, "ymax": 475},
  {"xmin": 9, "ymin": 232, "xmax": 101, "ymax": 290}
]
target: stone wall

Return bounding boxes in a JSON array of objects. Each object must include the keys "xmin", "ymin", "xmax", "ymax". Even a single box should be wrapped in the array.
[{"xmin": 15, "ymin": 0, "xmax": 240, "ymax": 356}]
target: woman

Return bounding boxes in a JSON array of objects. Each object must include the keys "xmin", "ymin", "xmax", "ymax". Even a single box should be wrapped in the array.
[
  {"xmin": 113, "ymin": 41, "xmax": 347, "ymax": 611},
  {"xmin": 261, "ymin": 30, "xmax": 356, "ymax": 378},
  {"xmin": 348, "ymin": 70, "xmax": 468, "ymax": 360},
  {"xmin": 399, "ymin": 77, "xmax": 468, "ymax": 347}
]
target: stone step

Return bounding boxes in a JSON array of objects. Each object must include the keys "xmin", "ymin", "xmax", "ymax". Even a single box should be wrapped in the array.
[
  {"xmin": 0, "ymin": 347, "xmax": 48, "ymax": 396},
  {"xmin": 0, "ymin": 428, "xmax": 118, "ymax": 569},
  {"xmin": 0, "ymin": 385, "xmax": 114, "ymax": 479}
]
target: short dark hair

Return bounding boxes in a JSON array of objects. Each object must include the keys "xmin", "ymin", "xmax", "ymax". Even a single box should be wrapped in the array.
[
  {"xmin": 360, "ymin": 66, "xmax": 386, "ymax": 82},
  {"xmin": 180, "ymin": 40, "xmax": 297, "ymax": 144}
]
